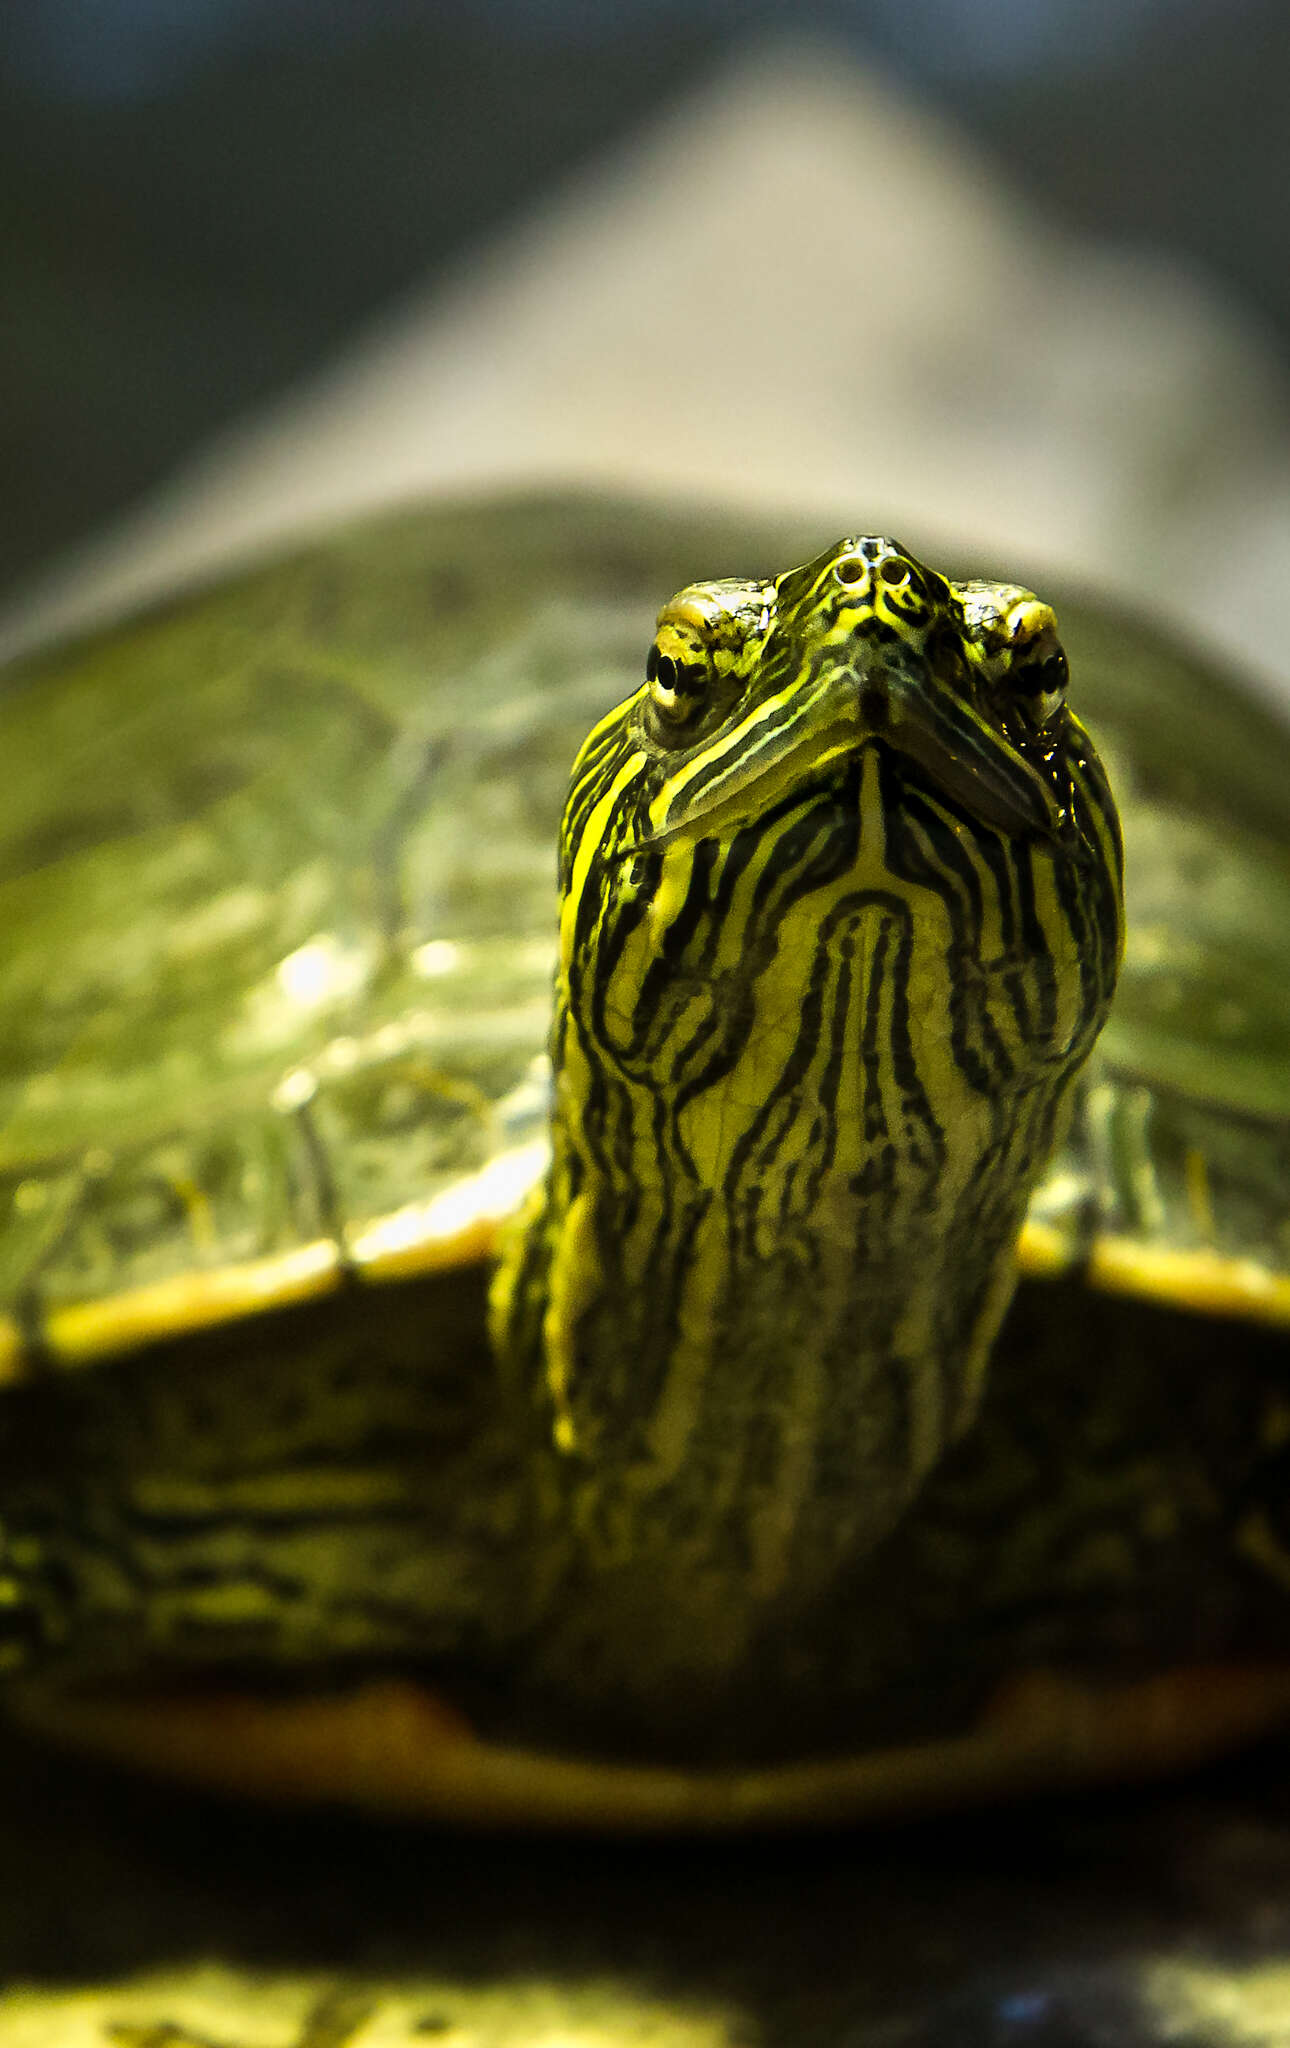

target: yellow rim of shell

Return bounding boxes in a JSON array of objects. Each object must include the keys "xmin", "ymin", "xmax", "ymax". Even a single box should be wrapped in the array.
[
  {"xmin": 2, "ymin": 1156, "xmax": 1288, "ymax": 1388},
  {"xmin": 1016, "ymin": 1219, "xmax": 1290, "ymax": 1329},
  {"xmin": 0, "ymin": 1140, "xmax": 547, "ymax": 1382}
]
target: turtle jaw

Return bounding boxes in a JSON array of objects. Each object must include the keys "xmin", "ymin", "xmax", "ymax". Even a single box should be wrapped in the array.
[
  {"xmin": 875, "ymin": 663, "xmax": 1066, "ymax": 841},
  {"xmin": 636, "ymin": 565, "xmax": 1075, "ymax": 854},
  {"xmin": 638, "ymin": 655, "xmax": 1065, "ymax": 853}
]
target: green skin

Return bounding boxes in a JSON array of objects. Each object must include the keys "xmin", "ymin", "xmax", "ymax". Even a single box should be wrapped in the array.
[
  {"xmin": 0, "ymin": 494, "xmax": 1289, "ymax": 1772},
  {"xmin": 491, "ymin": 535, "xmax": 1123, "ymax": 1703}
]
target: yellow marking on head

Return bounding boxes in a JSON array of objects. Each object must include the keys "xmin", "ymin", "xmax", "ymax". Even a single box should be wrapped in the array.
[
  {"xmin": 645, "ymin": 833, "xmax": 695, "ymax": 944},
  {"xmin": 652, "ymin": 579, "xmax": 774, "ymax": 671},
  {"xmin": 645, "ymin": 705, "xmax": 861, "ymax": 840},
  {"xmin": 653, "ymin": 614, "xmax": 713, "ymax": 669},
  {"xmin": 560, "ymin": 751, "xmax": 644, "ymax": 973}
]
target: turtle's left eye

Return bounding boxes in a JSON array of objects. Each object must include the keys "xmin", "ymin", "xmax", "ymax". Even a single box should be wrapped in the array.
[{"xmin": 646, "ymin": 642, "xmax": 710, "ymax": 738}]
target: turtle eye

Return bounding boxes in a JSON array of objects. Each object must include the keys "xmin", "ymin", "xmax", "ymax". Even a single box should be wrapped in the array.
[
  {"xmin": 1008, "ymin": 644, "xmax": 1069, "ymax": 727},
  {"xmin": 645, "ymin": 641, "xmax": 710, "ymax": 739}
]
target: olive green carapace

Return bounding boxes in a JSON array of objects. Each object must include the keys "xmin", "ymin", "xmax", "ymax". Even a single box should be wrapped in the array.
[{"xmin": 1, "ymin": 493, "xmax": 1289, "ymax": 1825}]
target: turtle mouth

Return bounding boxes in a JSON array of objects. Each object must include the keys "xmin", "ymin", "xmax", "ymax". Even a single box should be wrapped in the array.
[
  {"xmin": 639, "ymin": 659, "xmax": 1065, "ymax": 848},
  {"xmin": 876, "ymin": 667, "xmax": 1064, "ymax": 840}
]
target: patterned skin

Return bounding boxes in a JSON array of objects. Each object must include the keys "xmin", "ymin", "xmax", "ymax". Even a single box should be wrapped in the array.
[
  {"xmin": 5, "ymin": 508, "xmax": 1290, "ymax": 1828},
  {"xmin": 492, "ymin": 536, "xmax": 1121, "ymax": 1702}
]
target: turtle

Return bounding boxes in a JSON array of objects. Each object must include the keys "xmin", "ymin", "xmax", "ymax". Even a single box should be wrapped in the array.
[{"xmin": 0, "ymin": 489, "xmax": 1288, "ymax": 1831}]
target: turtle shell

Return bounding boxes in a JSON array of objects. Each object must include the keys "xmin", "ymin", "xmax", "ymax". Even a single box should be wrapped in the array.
[
  {"xmin": 1, "ymin": 490, "xmax": 1289, "ymax": 1826},
  {"xmin": 2, "ymin": 493, "xmax": 1286, "ymax": 1370},
  {"xmin": 0, "ymin": 496, "xmax": 818, "ymax": 1369}
]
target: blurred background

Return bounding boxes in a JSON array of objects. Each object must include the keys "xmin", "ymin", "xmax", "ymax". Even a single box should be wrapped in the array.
[{"xmin": 3, "ymin": 0, "xmax": 1289, "ymax": 690}]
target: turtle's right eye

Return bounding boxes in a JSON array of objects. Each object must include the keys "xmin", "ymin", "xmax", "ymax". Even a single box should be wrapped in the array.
[
  {"xmin": 646, "ymin": 642, "xmax": 710, "ymax": 738},
  {"xmin": 994, "ymin": 603, "xmax": 1069, "ymax": 727}
]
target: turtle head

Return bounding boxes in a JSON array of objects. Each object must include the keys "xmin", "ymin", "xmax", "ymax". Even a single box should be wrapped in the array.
[
  {"xmin": 495, "ymin": 534, "xmax": 1123, "ymax": 1644},
  {"xmin": 621, "ymin": 537, "xmax": 1099, "ymax": 853}
]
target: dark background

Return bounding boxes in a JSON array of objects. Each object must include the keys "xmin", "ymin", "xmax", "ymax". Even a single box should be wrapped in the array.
[{"xmin": 4, "ymin": 0, "xmax": 1286, "ymax": 608}]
